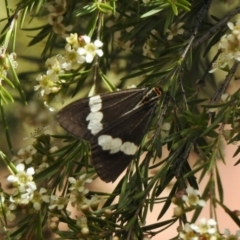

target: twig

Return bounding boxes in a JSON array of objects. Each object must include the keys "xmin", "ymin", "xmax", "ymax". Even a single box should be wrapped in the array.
[
  {"xmin": 210, "ymin": 60, "xmax": 238, "ymax": 104},
  {"xmin": 193, "ymin": 6, "xmax": 240, "ymax": 49}
]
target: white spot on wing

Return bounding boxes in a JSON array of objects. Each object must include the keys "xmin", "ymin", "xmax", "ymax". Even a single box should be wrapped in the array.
[
  {"xmin": 88, "ymin": 122, "xmax": 103, "ymax": 135},
  {"xmin": 98, "ymin": 135, "xmax": 112, "ymax": 148},
  {"xmin": 98, "ymin": 135, "xmax": 138, "ymax": 155},
  {"xmin": 109, "ymin": 138, "xmax": 122, "ymax": 154},
  {"xmin": 89, "ymin": 95, "xmax": 102, "ymax": 112},
  {"xmin": 121, "ymin": 142, "xmax": 138, "ymax": 155},
  {"xmin": 86, "ymin": 95, "xmax": 103, "ymax": 135},
  {"xmin": 98, "ymin": 135, "xmax": 122, "ymax": 154},
  {"xmin": 86, "ymin": 112, "xmax": 103, "ymax": 122}
]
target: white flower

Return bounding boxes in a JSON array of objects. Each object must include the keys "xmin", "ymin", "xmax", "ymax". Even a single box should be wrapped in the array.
[
  {"xmin": 34, "ymin": 73, "xmax": 60, "ymax": 96},
  {"xmin": 182, "ymin": 187, "xmax": 205, "ymax": 207},
  {"xmin": 49, "ymin": 195, "xmax": 68, "ymax": 210},
  {"xmin": 60, "ymin": 44, "xmax": 85, "ymax": 70},
  {"xmin": 66, "ymin": 33, "xmax": 79, "ymax": 49},
  {"xmin": 69, "ymin": 191, "xmax": 88, "ymax": 211},
  {"xmin": 179, "ymin": 223, "xmax": 198, "ymax": 240},
  {"xmin": 48, "ymin": 15, "xmax": 73, "ymax": 38},
  {"xmin": 227, "ymin": 19, "xmax": 240, "ymax": 36},
  {"xmin": 7, "ymin": 163, "xmax": 36, "ymax": 193},
  {"xmin": 60, "ymin": 34, "xmax": 104, "ymax": 69},
  {"xmin": 63, "ymin": 43, "xmax": 86, "ymax": 70},
  {"xmin": 31, "ymin": 188, "xmax": 50, "ymax": 210},
  {"xmin": 45, "ymin": 56, "xmax": 64, "ymax": 75},
  {"xmin": 77, "ymin": 36, "xmax": 103, "ymax": 63},
  {"xmin": 8, "ymin": 52, "xmax": 18, "ymax": 69},
  {"xmin": 79, "ymin": 35, "xmax": 91, "ymax": 45},
  {"xmin": 219, "ymin": 33, "xmax": 240, "ymax": 61},
  {"xmin": 13, "ymin": 145, "xmax": 37, "ymax": 164},
  {"xmin": 166, "ymin": 22, "xmax": 184, "ymax": 40},
  {"xmin": 9, "ymin": 189, "xmax": 34, "ymax": 205},
  {"xmin": 35, "ymin": 162, "xmax": 49, "ymax": 173},
  {"xmin": 214, "ymin": 20, "xmax": 240, "ymax": 66},
  {"xmin": 224, "ymin": 229, "xmax": 240, "ymax": 240},
  {"xmin": 20, "ymin": 190, "xmax": 34, "ymax": 203},
  {"xmin": 46, "ymin": 0, "xmax": 66, "ymax": 16},
  {"xmin": 192, "ymin": 218, "xmax": 217, "ymax": 235},
  {"xmin": 68, "ymin": 174, "xmax": 92, "ymax": 194}
]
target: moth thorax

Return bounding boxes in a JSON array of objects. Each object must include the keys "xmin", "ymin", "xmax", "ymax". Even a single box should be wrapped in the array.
[{"xmin": 140, "ymin": 87, "xmax": 162, "ymax": 104}]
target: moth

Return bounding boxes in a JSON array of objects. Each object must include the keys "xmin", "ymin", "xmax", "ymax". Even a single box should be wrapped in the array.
[{"xmin": 56, "ymin": 87, "xmax": 162, "ymax": 182}]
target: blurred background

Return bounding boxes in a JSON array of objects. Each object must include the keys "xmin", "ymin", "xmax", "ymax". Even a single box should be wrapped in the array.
[{"xmin": 1, "ymin": 0, "xmax": 240, "ymax": 239}]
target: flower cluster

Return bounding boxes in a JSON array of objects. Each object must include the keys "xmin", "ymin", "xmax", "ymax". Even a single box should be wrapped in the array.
[
  {"xmin": 11, "ymin": 128, "xmax": 59, "ymax": 174},
  {"xmin": 224, "ymin": 229, "xmax": 240, "ymax": 240},
  {"xmin": 210, "ymin": 19, "xmax": 240, "ymax": 72},
  {"xmin": 34, "ymin": 34, "xmax": 103, "ymax": 99},
  {"xmin": 7, "ymin": 163, "xmax": 36, "ymax": 199},
  {"xmin": 5, "ymin": 163, "xmax": 97, "ymax": 224},
  {"xmin": 0, "ymin": 195, "xmax": 16, "ymax": 221},
  {"xmin": 3, "ymin": 163, "xmax": 106, "ymax": 237},
  {"xmin": 172, "ymin": 187, "xmax": 205, "ymax": 217},
  {"xmin": 47, "ymin": 174, "xmax": 97, "ymax": 232},
  {"xmin": 5, "ymin": 128, "xmax": 82, "ymax": 215},
  {"xmin": 179, "ymin": 219, "xmax": 240, "ymax": 240},
  {"xmin": 68, "ymin": 174, "xmax": 94, "ymax": 211},
  {"xmin": 182, "ymin": 187, "xmax": 206, "ymax": 207},
  {"xmin": 7, "ymin": 164, "xmax": 49, "ymax": 211},
  {"xmin": 166, "ymin": 22, "xmax": 184, "ymax": 40},
  {"xmin": 179, "ymin": 218, "xmax": 218, "ymax": 240},
  {"xmin": 76, "ymin": 216, "xmax": 90, "ymax": 236},
  {"xmin": 143, "ymin": 23, "xmax": 184, "ymax": 58},
  {"xmin": 46, "ymin": 0, "xmax": 73, "ymax": 38},
  {"xmin": 12, "ymin": 145, "xmax": 37, "ymax": 165},
  {"xmin": 0, "ymin": 47, "xmax": 18, "ymax": 85},
  {"xmin": 143, "ymin": 30, "xmax": 159, "ymax": 58},
  {"xmin": 49, "ymin": 195, "xmax": 68, "ymax": 211}
]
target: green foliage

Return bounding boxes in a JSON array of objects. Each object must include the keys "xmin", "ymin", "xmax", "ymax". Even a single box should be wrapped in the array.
[{"xmin": 1, "ymin": 0, "xmax": 240, "ymax": 239}]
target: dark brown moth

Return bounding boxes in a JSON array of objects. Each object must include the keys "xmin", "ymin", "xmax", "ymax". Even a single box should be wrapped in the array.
[{"xmin": 56, "ymin": 87, "xmax": 162, "ymax": 182}]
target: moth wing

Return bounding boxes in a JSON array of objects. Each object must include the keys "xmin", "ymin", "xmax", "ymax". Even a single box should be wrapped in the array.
[
  {"xmin": 56, "ymin": 88, "xmax": 147, "ymax": 140},
  {"xmin": 91, "ymin": 101, "xmax": 157, "ymax": 182}
]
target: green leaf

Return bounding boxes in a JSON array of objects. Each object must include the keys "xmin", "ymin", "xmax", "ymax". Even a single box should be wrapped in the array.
[
  {"xmin": 215, "ymin": 164, "xmax": 224, "ymax": 202},
  {"xmin": 157, "ymin": 181, "xmax": 178, "ymax": 219},
  {"xmin": 141, "ymin": 4, "xmax": 169, "ymax": 18},
  {"xmin": 27, "ymin": 24, "xmax": 52, "ymax": 47},
  {"xmin": 100, "ymin": 72, "xmax": 117, "ymax": 91},
  {"xmin": 76, "ymin": 3, "xmax": 97, "ymax": 17},
  {"xmin": 142, "ymin": 218, "xmax": 178, "ymax": 231},
  {"xmin": 0, "ymin": 86, "xmax": 14, "ymax": 103},
  {"xmin": 0, "ymin": 100, "xmax": 13, "ymax": 153}
]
